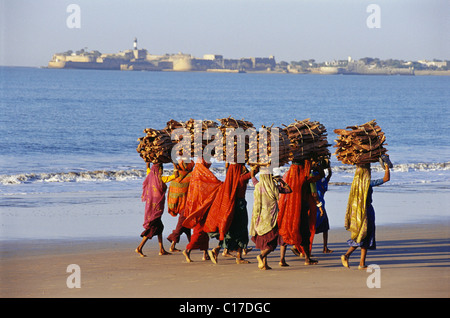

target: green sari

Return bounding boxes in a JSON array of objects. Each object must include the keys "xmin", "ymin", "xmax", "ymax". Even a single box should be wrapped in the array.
[{"xmin": 250, "ymin": 174, "xmax": 280, "ymax": 237}]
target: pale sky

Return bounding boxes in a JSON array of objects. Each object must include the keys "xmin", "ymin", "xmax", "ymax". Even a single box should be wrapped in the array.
[{"xmin": 1, "ymin": 0, "xmax": 449, "ymax": 67}]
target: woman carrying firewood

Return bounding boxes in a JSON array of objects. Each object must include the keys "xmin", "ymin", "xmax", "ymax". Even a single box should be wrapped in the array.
[
  {"xmin": 181, "ymin": 157, "xmax": 222, "ymax": 263},
  {"xmin": 205, "ymin": 163, "xmax": 252, "ymax": 265},
  {"xmin": 135, "ymin": 162, "xmax": 179, "ymax": 257},
  {"xmin": 250, "ymin": 165, "xmax": 292, "ymax": 270},
  {"xmin": 341, "ymin": 161, "xmax": 390, "ymax": 269},
  {"xmin": 166, "ymin": 159, "xmax": 195, "ymax": 252},
  {"xmin": 278, "ymin": 159, "xmax": 324, "ymax": 265}
]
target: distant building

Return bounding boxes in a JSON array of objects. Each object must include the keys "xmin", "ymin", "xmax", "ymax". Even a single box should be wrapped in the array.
[
  {"xmin": 324, "ymin": 59, "xmax": 348, "ymax": 67},
  {"xmin": 203, "ymin": 54, "xmax": 223, "ymax": 61},
  {"xmin": 48, "ymin": 38, "xmax": 277, "ymax": 73},
  {"xmin": 418, "ymin": 60, "xmax": 447, "ymax": 68}
]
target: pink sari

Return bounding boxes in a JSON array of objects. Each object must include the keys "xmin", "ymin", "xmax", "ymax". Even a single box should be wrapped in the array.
[{"xmin": 142, "ymin": 164, "xmax": 167, "ymax": 231}]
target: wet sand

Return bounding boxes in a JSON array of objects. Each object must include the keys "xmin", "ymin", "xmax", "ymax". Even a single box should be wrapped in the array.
[{"xmin": 1, "ymin": 223, "xmax": 448, "ymax": 299}]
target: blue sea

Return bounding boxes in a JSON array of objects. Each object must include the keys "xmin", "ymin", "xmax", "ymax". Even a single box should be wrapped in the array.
[{"xmin": 1, "ymin": 67, "xmax": 449, "ymax": 239}]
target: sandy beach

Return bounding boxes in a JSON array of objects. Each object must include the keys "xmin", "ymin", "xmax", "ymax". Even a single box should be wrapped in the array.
[
  {"xmin": 1, "ymin": 222, "xmax": 449, "ymax": 299},
  {"xmin": 1, "ymin": 186, "xmax": 449, "ymax": 302}
]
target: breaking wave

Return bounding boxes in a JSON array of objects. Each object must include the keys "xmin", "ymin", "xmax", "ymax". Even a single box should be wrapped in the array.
[
  {"xmin": 1, "ymin": 162, "xmax": 448, "ymax": 186},
  {"xmin": 0, "ymin": 169, "xmax": 146, "ymax": 185},
  {"xmin": 331, "ymin": 161, "xmax": 450, "ymax": 173}
]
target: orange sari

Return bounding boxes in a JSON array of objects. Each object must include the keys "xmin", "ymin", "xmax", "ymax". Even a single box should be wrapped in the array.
[
  {"xmin": 167, "ymin": 161, "xmax": 195, "ymax": 216},
  {"xmin": 182, "ymin": 159, "xmax": 222, "ymax": 229},
  {"xmin": 182, "ymin": 158, "xmax": 222, "ymax": 251}
]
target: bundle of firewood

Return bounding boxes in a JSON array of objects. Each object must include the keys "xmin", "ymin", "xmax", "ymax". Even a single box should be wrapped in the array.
[
  {"xmin": 137, "ymin": 117, "xmax": 332, "ymax": 167},
  {"xmin": 164, "ymin": 119, "xmax": 184, "ymax": 134},
  {"xmin": 247, "ymin": 125, "xmax": 291, "ymax": 166},
  {"xmin": 218, "ymin": 117, "xmax": 254, "ymax": 131},
  {"xmin": 163, "ymin": 119, "xmax": 187, "ymax": 157},
  {"xmin": 218, "ymin": 117, "xmax": 254, "ymax": 163},
  {"xmin": 136, "ymin": 128, "xmax": 173, "ymax": 163},
  {"xmin": 333, "ymin": 119, "xmax": 387, "ymax": 165},
  {"xmin": 283, "ymin": 119, "xmax": 331, "ymax": 162},
  {"xmin": 163, "ymin": 118, "xmax": 219, "ymax": 158},
  {"xmin": 275, "ymin": 127, "xmax": 291, "ymax": 166},
  {"xmin": 184, "ymin": 118, "xmax": 219, "ymax": 157}
]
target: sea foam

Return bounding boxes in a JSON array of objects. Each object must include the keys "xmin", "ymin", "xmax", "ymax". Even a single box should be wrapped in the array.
[{"xmin": 1, "ymin": 162, "xmax": 448, "ymax": 185}]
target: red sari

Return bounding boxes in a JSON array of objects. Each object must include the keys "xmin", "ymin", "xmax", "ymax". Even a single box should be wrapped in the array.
[
  {"xmin": 203, "ymin": 163, "xmax": 242, "ymax": 240},
  {"xmin": 183, "ymin": 159, "xmax": 222, "ymax": 250},
  {"xmin": 278, "ymin": 160, "xmax": 320, "ymax": 255}
]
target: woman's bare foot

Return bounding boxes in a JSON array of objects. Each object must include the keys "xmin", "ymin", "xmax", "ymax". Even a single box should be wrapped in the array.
[
  {"xmin": 290, "ymin": 246, "xmax": 300, "ymax": 257},
  {"xmin": 341, "ymin": 255, "xmax": 350, "ymax": 268},
  {"xmin": 159, "ymin": 249, "xmax": 171, "ymax": 256},
  {"xmin": 256, "ymin": 255, "xmax": 264, "ymax": 269},
  {"xmin": 202, "ymin": 251, "xmax": 210, "ymax": 261},
  {"xmin": 323, "ymin": 248, "xmax": 333, "ymax": 254},
  {"xmin": 169, "ymin": 243, "xmax": 181, "ymax": 252},
  {"xmin": 236, "ymin": 258, "xmax": 250, "ymax": 264},
  {"xmin": 208, "ymin": 249, "xmax": 218, "ymax": 264},
  {"xmin": 222, "ymin": 250, "xmax": 235, "ymax": 257},
  {"xmin": 183, "ymin": 249, "xmax": 193, "ymax": 263},
  {"xmin": 256, "ymin": 255, "xmax": 271, "ymax": 270},
  {"xmin": 358, "ymin": 265, "xmax": 368, "ymax": 270},
  {"xmin": 243, "ymin": 247, "xmax": 253, "ymax": 256},
  {"xmin": 262, "ymin": 261, "xmax": 272, "ymax": 270},
  {"xmin": 135, "ymin": 248, "xmax": 146, "ymax": 257},
  {"xmin": 279, "ymin": 260, "xmax": 289, "ymax": 267},
  {"xmin": 305, "ymin": 258, "xmax": 318, "ymax": 265}
]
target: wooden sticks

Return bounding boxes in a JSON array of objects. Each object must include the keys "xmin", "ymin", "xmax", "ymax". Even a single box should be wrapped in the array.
[
  {"xmin": 136, "ymin": 128, "xmax": 174, "ymax": 164},
  {"xmin": 283, "ymin": 118, "xmax": 331, "ymax": 162},
  {"xmin": 333, "ymin": 119, "xmax": 388, "ymax": 165},
  {"xmin": 138, "ymin": 117, "xmax": 392, "ymax": 168}
]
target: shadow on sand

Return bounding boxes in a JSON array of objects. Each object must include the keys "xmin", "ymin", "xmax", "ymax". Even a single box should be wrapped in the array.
[{"xmin": 261, "ymin": 237, "xmax": 450, "ymax": 269}]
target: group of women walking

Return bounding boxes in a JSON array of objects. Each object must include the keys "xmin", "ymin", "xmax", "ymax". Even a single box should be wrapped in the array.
[{"xmin": 136, "ymin": 156, "xmax": 390, "ymax": 270}]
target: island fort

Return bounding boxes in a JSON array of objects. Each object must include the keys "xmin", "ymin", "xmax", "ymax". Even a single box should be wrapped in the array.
[{"xmin": 48, "ymin": 38, "xmax": 449, "ymax": 76}]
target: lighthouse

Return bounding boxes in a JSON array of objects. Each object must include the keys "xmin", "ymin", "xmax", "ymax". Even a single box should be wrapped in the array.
[{"xmin": 132, "ymin": 37, "xmax": 146, "ymax": 60}]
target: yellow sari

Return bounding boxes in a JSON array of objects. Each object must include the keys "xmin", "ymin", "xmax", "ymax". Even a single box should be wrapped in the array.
[{"xmin": 345, "ymin": 166, "xmax": 371, "ymax": 243}]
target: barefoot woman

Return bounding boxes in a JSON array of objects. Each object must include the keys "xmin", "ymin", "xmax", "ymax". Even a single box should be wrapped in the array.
[
  {"xmin": 250, "ymin": 167, "xmax": 292, "ymax": 270},
  {"xmin": 181, "ymin": 158, "xmax": 222, "ymax": 262},
  {"xmin": 135, "ymin": 162, "xmax": 178, "ymax": 257},
  {"xmin": 341, "ymin": 162, "xmax": 390, "ymax": 269}
]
